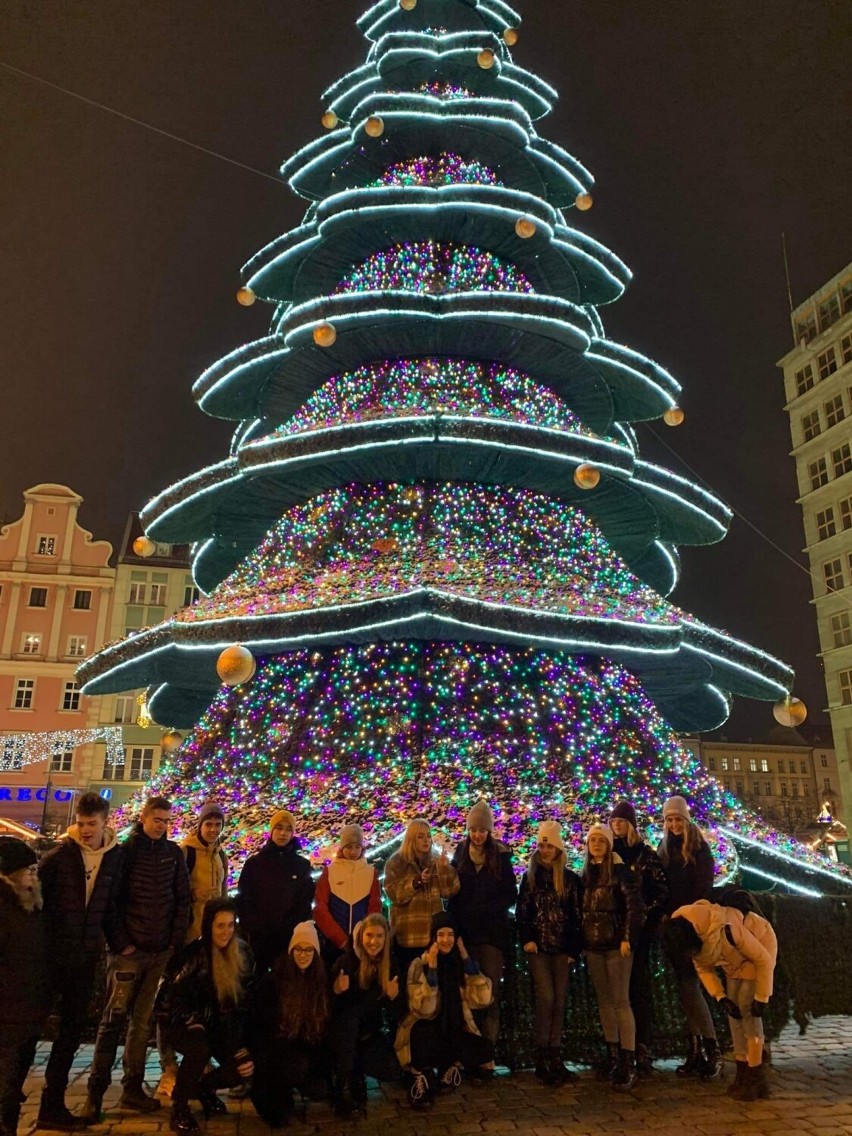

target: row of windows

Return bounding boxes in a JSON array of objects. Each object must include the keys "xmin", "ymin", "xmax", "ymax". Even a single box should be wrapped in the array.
[
  {"xmin": 814, "ymin": 496, "xmax": 852, "ymax": 541},
  {"xmin": 800, "ymin": 390, "xmax": 848, "ymax": 442},
  {"xmin": 807, "ymin": 443, "xmax": 852, "ymax": 491},
  {"xmin": 18, "ymin": 633, "xmax": 88, "ymax": 657},
  {"xmin": 794, "ymin": 335, "xmax": 852, "ymax": 396},
  {"xmin": 12, "ymin": 678, "xmax": 80, "ymax": 711},
  {"xmin": 1, "ymin": 585, "xmax": 93, "ymax": 610},
  {"xmin": 794, "ymin": 281, "xmax": 852, "ymax": 348},
  {"xmin": 720, "ymin": 777, "xmax": 832, "ymax": 798},
  {"xmin": 706, "ymin": 755, "xmax": 816, "ymax": 774},
  {"xmin": 1, "ymin": 582, "xmax": 199, "ymax": 616}
]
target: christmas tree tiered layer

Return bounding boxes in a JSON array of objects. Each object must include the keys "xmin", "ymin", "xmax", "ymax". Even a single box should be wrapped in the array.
[{"xmin": 79, "ymin": 0, "xmax": 850, "ymax": 893}]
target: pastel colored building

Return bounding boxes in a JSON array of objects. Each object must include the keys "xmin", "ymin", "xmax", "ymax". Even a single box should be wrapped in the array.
[{"xmin": 0, "ymin": 484, "xmax": 114, "ymax": 830}]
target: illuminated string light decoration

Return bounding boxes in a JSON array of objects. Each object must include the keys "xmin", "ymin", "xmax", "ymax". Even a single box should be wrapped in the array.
[
  {"xmin": 334, "ymin": 241, "xmax": 535, "ymax": 296},
  {"xmin": 79, "ymin": 0, "xmax": 852, "ymax": 892},
  {"xmin": 0, "ymin": 727, "xmax": 125, "ymax": 772}
]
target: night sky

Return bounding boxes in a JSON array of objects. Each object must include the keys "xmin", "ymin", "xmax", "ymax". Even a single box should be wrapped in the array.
[{"xmin": 2, "ymin": 0, "xmax": 850, "ymax": 739}]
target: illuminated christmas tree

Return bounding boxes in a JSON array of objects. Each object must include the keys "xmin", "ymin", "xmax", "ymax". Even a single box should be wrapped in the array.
[{"xmin": 80, "ymin": 0, "xmax": 849, "ymax": 892}]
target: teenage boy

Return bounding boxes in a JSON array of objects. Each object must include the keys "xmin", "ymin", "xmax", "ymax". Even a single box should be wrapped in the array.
[
  {"xmin": 82, "ymin": 796, "xmax": 190, "ymax": 1121},
  {"xmin": 38, "ymin": 792, "xmax": 123, "ymax": 1129}
]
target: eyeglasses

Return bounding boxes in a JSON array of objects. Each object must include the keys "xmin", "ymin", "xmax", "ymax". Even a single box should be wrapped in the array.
[{"xmin": 292, "ymin": 946, "xmax": 315, "ymax": 955}]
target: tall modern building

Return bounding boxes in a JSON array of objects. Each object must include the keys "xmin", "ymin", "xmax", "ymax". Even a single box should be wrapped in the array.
[{"xmin": 779, "ymin": 261, "xmax": 852, "ymax": 821}]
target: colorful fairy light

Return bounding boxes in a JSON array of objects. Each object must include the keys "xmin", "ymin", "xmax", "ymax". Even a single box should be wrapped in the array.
[
  {"xmin": 334, "ymin": 241, "xmax": 533, "ymax": 295},
  {"xmin": 371, "ymin": 153, "xmax": 502, "ymax": 187},
  {"xmin": 273, "ymin": 359, "xmax": 598, "ymax": 437},
  {"xmin": 418, "ymin": 81, "xmax": 474, "ymax": 99}
]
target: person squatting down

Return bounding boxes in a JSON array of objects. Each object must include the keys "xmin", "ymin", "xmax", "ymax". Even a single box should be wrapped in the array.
[{"xmin": 6, "ymin": 792, "xmax": 781, "ymax": 1128}]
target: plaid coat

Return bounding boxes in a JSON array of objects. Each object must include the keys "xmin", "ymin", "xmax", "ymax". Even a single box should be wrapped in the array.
[{"xmin": 383, "ymin": 852, "xmax": 459, "ymax": 948}]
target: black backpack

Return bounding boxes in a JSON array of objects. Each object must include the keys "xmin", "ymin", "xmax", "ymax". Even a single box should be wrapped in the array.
[{"xmin": 708, "ymin": 885, "xmax": 767, "ymax": 922}]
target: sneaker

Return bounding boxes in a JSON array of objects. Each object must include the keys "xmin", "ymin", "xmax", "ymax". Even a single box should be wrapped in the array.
[
  {"xmin": 439, "ymin": 1064, "xmax": 462, "ymax": 1092},
  {"xmin": 408, "ymin": 1071, "xmax": 433, "ymax": 1111},
  {"xmin": 157, "ymin": 1067, "xmax": 178, "ymax": 1099}
]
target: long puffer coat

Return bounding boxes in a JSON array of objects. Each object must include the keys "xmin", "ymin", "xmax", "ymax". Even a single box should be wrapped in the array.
[
  {"xmin": 515, "ymin": 862, "xmax": 583, "ymax": 956},
  {"xmin": 581, "ymin": 859, "xmax": 645, "ymax": 952}
]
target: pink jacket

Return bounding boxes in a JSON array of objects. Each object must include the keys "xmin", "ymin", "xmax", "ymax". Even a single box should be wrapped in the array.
[{"xmin": 672, "ymin": 900, "xmax": 777, "ymax": 1003}]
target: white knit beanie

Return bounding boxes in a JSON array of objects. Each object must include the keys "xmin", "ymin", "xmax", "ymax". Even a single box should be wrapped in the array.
[
  {"xmin": 536, "ymin": 820, "xmax": 565, "ymax": 851},
  {"xmin": 663, "ymin": 795, "xmax": 691, "ymax": 821},
  {"xmin": 288, "ymin": 921, "xmax": 320, "ymax": 955},
  {"xmin": 586, "ymin": 822, "xmax": 614, "ymax": 850}
]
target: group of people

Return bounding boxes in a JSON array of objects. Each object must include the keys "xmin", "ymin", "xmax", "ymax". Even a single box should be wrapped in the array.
[{"xmin": 0, "ymin": 790, "xmax": 778, "ymax": 1136}]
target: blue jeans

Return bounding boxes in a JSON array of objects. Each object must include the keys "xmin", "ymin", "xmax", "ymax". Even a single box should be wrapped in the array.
[{"xmin": 87, "ymin": 949, "xmax": 172, "ymax": 1092}]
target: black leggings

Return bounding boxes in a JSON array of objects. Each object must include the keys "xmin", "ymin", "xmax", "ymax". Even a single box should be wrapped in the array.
[
  {"xmin": 409, "ymin": 1019, "xmax": 493, "ymax": 1074},
  {"xmin": 168, "ymin": 1024, "xmax": 243, "ymax": 1107}
]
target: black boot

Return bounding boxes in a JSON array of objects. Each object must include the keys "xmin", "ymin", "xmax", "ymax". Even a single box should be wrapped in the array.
[
  {"xmin": 169, "ymin": 1102, "xmax": 200, "ymax": 1133},
  {"xmin": 699, "ymin": 1037, "xmax": 723, "ymax": 1080},
  {"xmin": 727, "ymin": 1059, "xmax": 747, "ymax": 1097},
  {"xmin": 79, "ymin": 1090, "xmax": 104, "ymax": 1125},
  {"xmin": 333, "ymin": 1077, "xmax": 362, "ymax": 1118},
  {"xmin": 119, "ymin": 1079, "xmax": 161, "ymax": 1113},
  {"xmin": 596, "ymin": 1042, "xmax": 620, "ymax": 1082},
  {"xmin": 635, "ymin": 1043, "xmax": 654, "ymax": 1078},
  {"xmin": 729, "ymin": 1062, "xmax": 770, "ymax": 1101},
  {"xmin": 408, "ymin": 1070, "xmax": 433, "ymax": 1111},
  {"xmin": 197, "ymin": 1081, "xmax": 227, "ymax": 1119},
  {"xmin": 547, "ymin": 1048, "xmax": 574, "ymax": 1085},
  {"xmin": 37, "ymin": 1091, "xmax": 86, "ymax": 1131},
  {"xmin": 675, "ymin": 1035, "xmax": 702, "ymax": 1078},
  {"xmin": 352, "ymin": 1074, "xmax": 368, "ymax": 1107},
  {"xmin": 612, "ymin": 1049, "xmax": 637, "ymax": 1093},
  {"xmin": 534, "ymin": 1047, "xmax": 551, "ymax": 1083}
]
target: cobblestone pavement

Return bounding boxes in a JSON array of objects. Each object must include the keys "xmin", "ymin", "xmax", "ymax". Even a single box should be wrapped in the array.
[{"xmin": 20, "ymin": 1016, "xmax": 852, "ymax": 1136}]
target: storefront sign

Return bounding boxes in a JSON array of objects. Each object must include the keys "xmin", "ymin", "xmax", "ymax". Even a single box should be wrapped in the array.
[{"xmin": 0, "ymin": 786, "xmax": 74, "ymax": 802}]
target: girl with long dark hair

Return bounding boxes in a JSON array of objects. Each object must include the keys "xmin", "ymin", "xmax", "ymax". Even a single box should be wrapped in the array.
[
  {"xmin": 248, "ymin": 922, "xmax": 330, "ymax": 1126},
  {"xmin": 448, "ymin": 801, "xmax": 517, "ymax": 1052}
]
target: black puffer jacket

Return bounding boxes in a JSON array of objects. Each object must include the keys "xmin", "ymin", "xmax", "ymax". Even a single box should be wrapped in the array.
[
  {"xmin": 237, "ymin": 838, "xmax": 314, "ymax": 971},
  {"xmin": 448, "ymin": 839, "xmax": 518, "ymax": 951},
  {"xmin": 39, "ymin": 833, "xmax": 123, "ymax": 959},
  {"xmin": 0, "ymin": 875, "xmax": 51, "ymax": 1038},
  {"xmin": 516, "ymin": 862, "xmax": 583, "ymax": 956},
  {"xmin": 581, "ymin": 861, "xmax": 644, "ymax": 952},
  {"xmin": 612, "ymin": 837, "xmax": 669, "ymax": 935},
  {"xmin": 155, "ymin": 936, "xmax": 252, "ymax": 1046},
  {"xmin": 330, "ymin": 946, "xmax": 400, "ymax": 1037},
  {"xmin": 109, "ymin": 824, "xmax": 191, "ymax": 953},
  {"xmin": 658, "ymin": 833, "xmax": 715, "ymax": 914}
]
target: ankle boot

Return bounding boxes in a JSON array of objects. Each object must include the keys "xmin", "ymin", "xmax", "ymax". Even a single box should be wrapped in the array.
[
  {"xmin": 729, "ymin": 1062, "xmax": 770, "ymax": 1101},
  {"xmin": 699, "ymin": 1037, "xmax": 723, "ymax": 1080},
  {"xmin": 119, "ymin": 1080, "xmax": 161, "ymax": 1113},
  {"xmin": 675, "ymin": 1035, "xmax": 702, "ymax": 1078},
  {"xmin": 79, "ymin": 1090, "xmax": 104, "ymax": 1125},
  {"xmin": 169, "ymin": 1102, "xmax": 200, "ymax": 1133},
  {"xmin": 596, "ymin": 1042, "xmax": 620, "ymax": 1082},
  {"xmin": 612, "ymin": 1049, "xmax": 637, "ymax": 1092},
  {"xmin": 37, "ymin": 1092, "xmax": 86, "ymax": 1131},
  {"xmin": 547, "ymin": 1048, "xmax": 574, "ymax": 1085},
  {"xmin": 534, "ymin": 1047, "xmax": 551, "ymax": 1083},
  {"xmin": 727, "ymin": 1059, "xmax": 747, "ymax": 1097},
  {"xmin": 635, "ymin": 1043, "xmax": 654, "ymax": 1078},
  {"xmin": 197, "ymin": 1083, "xmax": 227, "ymax": 1119}
]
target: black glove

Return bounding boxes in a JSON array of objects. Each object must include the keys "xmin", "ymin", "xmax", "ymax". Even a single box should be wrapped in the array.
[
  {"xmin": 750, "ymin": 999, "xmax": 767, "ymax": 1018},
  {"xmin": 719, "ymin": 996, "xmax": 741, "ymax": 1019}
]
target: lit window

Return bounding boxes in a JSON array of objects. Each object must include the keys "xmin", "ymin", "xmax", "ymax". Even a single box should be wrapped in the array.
[
  {"xmin": 824, "ymin": 558, "xmax": 844, "ymax": 592},
  {"xmin": 67, "ymin": 635, "xmax": 87, "ymax": 657},
  {"xmin": 839, "ymin": 670, "xmax": 852, "ymax": 705},
  {"xmin": 801, "ymin": 409, "xmax": 821, "ymax": 442},
  {"xmin": 795, "ymin": 364, "xmax": 815, "ymax": 396},
  {"xmin": 720, "ymin": 756, "xmax": 729, "ymax": 771},
  {"xmin": 733, "ymin": 757, "xmax": 741, "ymax": 771},
  {"xmin": 809, "ymin": 457, "xmax": 829, "ymax": 490},
  {"xmin": 61, "ymin": 682, "xmax": 80, "ymax": 711},
  {"xmin": 818, "ymin": 294, "xmax": 841, "ymax": 332},
  {"xmin": 749, "ymin": 758, "xmax": 757, "ymax": 772},
  {"xmin": 760, "ymin": 758, "xmax": 769, "ymax": 773},
  {"xmin": 129, "ymin": 582, "xmax": 147, "ymax": 605},
  {"xmin": 35, "ymin": 535, "xmax": 56, "ymax": 556},
  {"xmin": 149, "ymin": 584, "xmax": 167, "ymax": 606},
  {"xmin": 21, "ymin": 632, "xmax": 41, "ymax": 655},
  {"xmin": 825, "ymin": 395, "xmax": 846, "ymax": 428},
  {"xmin": 73, "ymin": 590, "xmax": 92, "ymax": 611},
  {"xmin": 830, "ymin": 611, "xmax": 851, "ymax": 647},
  {"xmin": 14, "ymin": 679, "xmax": 35, "ymax": 709},
  {"xmin": 819, "ymin": 347, "xmax": 838, "ymax": 380},
  {"xmin": 51, "ymin": 749, "xmax": 73, "ymax": 773},
  {"xmin": 129, "ymin": 747, "xmax": 154, "ymax": 781},
  {"xmin": 28, "ymin": 587, "xmax": 47, "ymax": 608},
  {"xmin": 114, "ymin": 695, "xmax": 136, "ymax": 724},
  {"xmin": 816, "ymin": 507, "xmax": 836, "ymax": 540},
  {"xmin": 184, "ymin": 584, "xmax": 200, "ymax": 606}
]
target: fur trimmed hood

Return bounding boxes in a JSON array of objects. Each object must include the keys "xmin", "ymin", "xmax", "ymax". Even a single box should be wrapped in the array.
[{"xmin": 0, "ymin": 869, "xmax": 42, "ymax": 912}]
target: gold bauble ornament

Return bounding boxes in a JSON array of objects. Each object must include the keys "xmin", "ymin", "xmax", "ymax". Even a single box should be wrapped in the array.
[
  {"xmin": 160, "ymin": 730, "xmax": 183, "ymax": 754},
  {"xmin": 573, "ymin": 463, "xmax": 601, "ymax": 490},
  {"xmin": 503, "ymin": 27, "xmax": 519, "ymax": 46},
  {"xmin": 477, "ymin": 49, "xmax": 496, "ymax": 70},
  {"xmin": 133, "ymin": 536, "xmax": 156, "ymax": 558},
  {"xmin": 312, "ymin": 322, "xmax": 337, "ymax": 348},
  {"xmin": 365, "ymin": 116, "xmax": 385, "ymax": 138},
  {"xmin": 515, "ymin": 216, "xmax": 537, "ymax": 239},
  {"xmin": 663, "ymin": 406, "xmax": 685, "ymax": 427},
  {"xmin": 773, "ymin": 697, "xmax": 807, "ymax": 728},
  {"xmin": 575, "ymin": 193, "xmax": 594, "ymax": 211},
  {"xmin": 321, "ymin": 110, "xmax": 339, "ymax": 130},
  {"xmin": 236, "ymin": 286, "xmax": 256, "ymax": 307},
  {"xmin": 400, "ymin": 0, "xmax": 417, "ymax": 9},
  {"xmin": 216, "ymin": 645, "xmax": 256, "ymax": 686}
]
